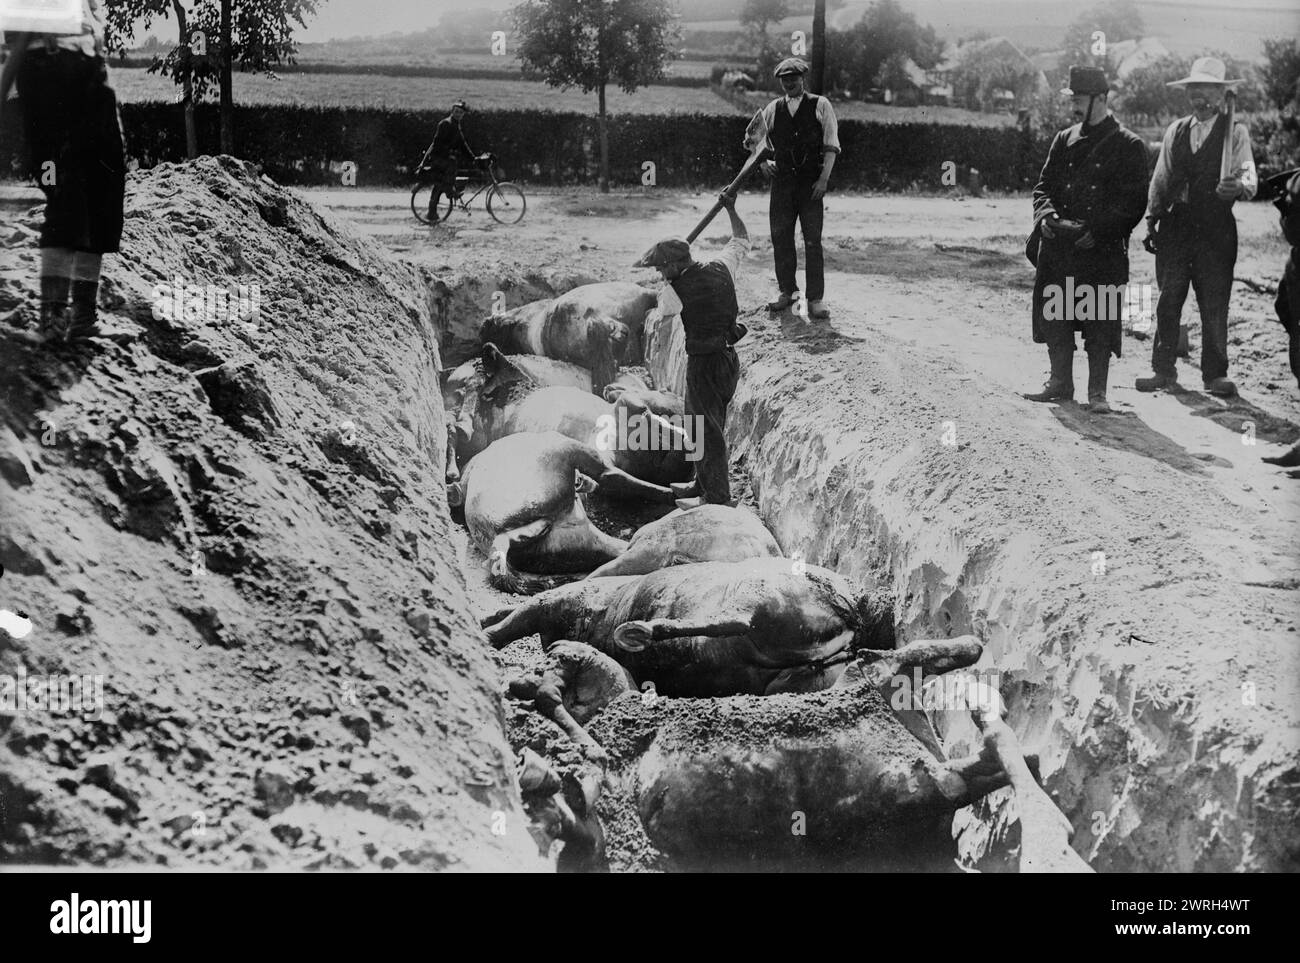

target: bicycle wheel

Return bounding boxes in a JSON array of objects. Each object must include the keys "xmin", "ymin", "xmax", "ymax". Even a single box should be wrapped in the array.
[
  {"xmin": 486, "ymin": 182, "xmax": 527, "ymax": 225},
  {"xmin": 411, "ymin": 183, "xmax": 454, "ymax": 225}
]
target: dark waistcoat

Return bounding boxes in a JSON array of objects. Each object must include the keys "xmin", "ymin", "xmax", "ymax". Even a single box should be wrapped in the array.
[
  {"xmin": 672, "ymin": 261, "xmax": 739, "ymax": 355},
  {"xmin": 1171, "ymin": 115, "xmax": 1234, "ymax": 225},
  {"xmin": 771, "ymin": 96, "xmax": 824, "ymax": 179}
]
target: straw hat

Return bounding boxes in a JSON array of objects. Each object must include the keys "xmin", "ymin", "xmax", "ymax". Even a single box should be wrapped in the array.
[{"xmin": 1165, "ymin": 56, "xmax": 1243, "ymax": 87}]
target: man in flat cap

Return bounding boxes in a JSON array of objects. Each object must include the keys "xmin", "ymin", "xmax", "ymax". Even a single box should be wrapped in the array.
[
  {"xmin": 1137, "ymin": 57, "xmax": 1257, "ymax": 398},
  {"xmin": 1024, "ymin": 66, "xmax": 1149, "ymax": 413},
  {"xmin": 634, "ymin": 192, "xmax": 750, "ymax": 507},
  {"xmin": 749, "ymin": 57, "xmax": 841, "ymax": 319},
  {"xmin": 418, "ymin": 99, "xmax": 476, "ymax": 222}
]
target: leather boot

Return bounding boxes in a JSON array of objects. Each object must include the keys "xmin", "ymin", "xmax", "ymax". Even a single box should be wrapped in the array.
[
  {"xmin": 1023, "ymin": 343, "xmax": 1074, "ymax": 402},
  {"xmin": 66, "ymin": 279, "xmax": 102, "ymax": 339},
  {"xmin": 1086, "ymin": 348, "xmax": 1112, "ymax": 413},
  {"xmin": 670, "ymin": 479, "xmax": 700, "ymax": 498},
  {"xmin": 39, "ymin": 275, "xmax": 71, "ymax": 343}
]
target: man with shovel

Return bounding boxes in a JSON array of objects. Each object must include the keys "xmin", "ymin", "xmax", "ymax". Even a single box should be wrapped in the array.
[{"xmin": 634, "ymin": 192, "xmax": 750, "ymax": 508}]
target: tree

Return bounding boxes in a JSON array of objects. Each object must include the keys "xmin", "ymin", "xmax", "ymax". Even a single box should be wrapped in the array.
[
  {"xmin": 105, "ymin": 0, "xmax": 319, "ymax": 156},
  {"xmin": 739, "ymin": 0, "xmax": 788, "ymax": 91},
  {"xmin": 1261, "ymin": 38, "xmax": 1300, "ymax": 111},
  {"xmin": 513, "ymin": 0, "xmax": 682, "ymax": 194},
  {"xmin": 825, "ymin": 0, "xmax": 941, "ymax": 97},
  {"xmin": 740, "ymin": 0, "xmax": 789, "ymax": 43},
  {"xmin": 952, "ymin": 38, "xmax": 1033, "ymax": 112},
  {"xmin": 1118, "ymin": 53, "xmax": 1265, "ymax": 123},
  {"xmin": 877, "ymin": 51, "xmax": 912, "ymax": 93},
  {"xmin": 1060, "ymin": 0, "xmax": 1143, "ymax": 71},
  {"xmin": 104, "ymin": 1, "xmax": 200, "ymax": 158}
]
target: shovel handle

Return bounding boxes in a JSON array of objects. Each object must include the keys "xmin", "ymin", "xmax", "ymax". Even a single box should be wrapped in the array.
[{"xmin": 685, "ymin": 145, "xmax": 770, "ymax": 243}]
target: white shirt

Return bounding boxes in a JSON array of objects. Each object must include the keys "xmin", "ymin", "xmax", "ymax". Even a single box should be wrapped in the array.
[
  {"xmin": 1148, "ymin": 110, "xmax": 1257, "ymax": 215},
  {"xmin": 746, "ymin": 95, "xmax": 842, "ymax": 155},
  {"xmin": 3, "ymin": 0, "xmax": 105, "ymax": 58},
  {"xmin": 656, "ymin": 236, "xmax": 750, "ymax": 318}
]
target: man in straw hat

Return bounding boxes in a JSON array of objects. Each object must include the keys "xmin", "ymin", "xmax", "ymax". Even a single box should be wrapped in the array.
[
  {"xmin": 1023, "ymin": 66, "xmax": 1149, "ymax": 413},
  {"xmin": 751, "ymin": 57, "xmax": 841, "ymax": 320},
  {"xmin": 1137, "ymin": 57, "xmax": 1257, "ymax": 398}
]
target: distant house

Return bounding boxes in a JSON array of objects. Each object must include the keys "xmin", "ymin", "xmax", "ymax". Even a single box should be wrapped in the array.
[
  {"xmin": 1035, "ymin": 37, "xmax": 1171, "ymax": 86},
  {"xmin": 881, "ymin": 56, "xmax": 930, "ymax": 106},
  {"xmin": 948, "ymin": 36, "xmax": 1050, "ymax": 112},
  {"xmin": 722, "ymin": 69, "xmax": 755, "ymax": 91},
  {"xmin": 1107, "ymin": 37, "xmax": 1170, "ymax": 79}
]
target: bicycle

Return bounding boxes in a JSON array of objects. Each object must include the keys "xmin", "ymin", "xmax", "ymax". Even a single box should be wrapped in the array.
[{"xmin": 410, "ymin": 153, "xmax": 527, "ymax": 226}]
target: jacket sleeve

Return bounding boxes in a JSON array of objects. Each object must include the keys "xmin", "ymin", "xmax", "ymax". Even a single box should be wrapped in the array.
[
  {"xmin": 1086, "ymin": 136, "xmax": 1151, "ymax": 242},
  {"xmin": 1032, "ymin": 131, "xmax": 1066, "ymax": 228}
]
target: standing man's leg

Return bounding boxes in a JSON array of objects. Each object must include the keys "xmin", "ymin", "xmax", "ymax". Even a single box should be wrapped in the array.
[
  {"xmin": 797, "ymin": 177, "xmax": 826, "ymax": 313},
  {"xmin": 1191, "ymin": 224, "xmax": 1237, "ymax": 391},
  {"xmin": 1140, "ymin": 224, "xmax": 1193, "ymax": 388},
  {"xmin": 769, "ymin": 179, "xmax": 798, "ymax": 308},
  {"xmin": 1024, "ymin": 243, "xmax": 1075, "ymax": 402},
  {"xmin": 427, "ymin": 157, "xmax": 452, "ymax": 221},
  {"xmin": 686, "ymin": 348, "xmax": 740, "ymax": 504},
  {"xmin": 1276, "ymin": 256, "xmax": 1300, "ymax": 390}
]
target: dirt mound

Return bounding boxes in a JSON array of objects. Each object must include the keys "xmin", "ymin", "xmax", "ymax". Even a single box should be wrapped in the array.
[{"xmin": 0, "ymin": 157, "xmax": 542, "ymax": 870}]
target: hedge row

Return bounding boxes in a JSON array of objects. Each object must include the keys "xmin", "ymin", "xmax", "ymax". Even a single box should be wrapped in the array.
[
  {"xmin": 111, "ymin": 56, "xmax": 712, "ymax": 87},
  {"xmin": 0, "ymin": 101, "xmax": 1053, "ymax": 191}
]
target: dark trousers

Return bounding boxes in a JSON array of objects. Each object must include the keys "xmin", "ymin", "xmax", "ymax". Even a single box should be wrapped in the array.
[
  {"xmin": 1275, "ymin": 252, "xmax": 1300, "ymax": 390},
  {"xmin": 685, "ymin": 347, "xmax": 740, "ymax": 504},
  {"xmin": 769, "ymin": 176, "xmax": 824, "ymax": 300},
  {"xmin": 1151, "ymin": 212, "xmax": 1237, "ymax": 381},
  {"xmin": 424, "ymin": 156, "xmax": 457, "ymax": 219},
  {"xmin": 17, "ymin": 49, "xmax": 125, "ymax": 253}
]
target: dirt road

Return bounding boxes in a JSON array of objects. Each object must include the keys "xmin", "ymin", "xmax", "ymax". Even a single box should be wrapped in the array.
[{"xmin": 306, "ymin": 183, "xmax": 1300, "ymax": 502}]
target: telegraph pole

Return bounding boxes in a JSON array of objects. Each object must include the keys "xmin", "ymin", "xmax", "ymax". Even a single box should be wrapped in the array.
[{"xmin": 810, "ymin": 0, "xmax": 826, "ymax": 94}]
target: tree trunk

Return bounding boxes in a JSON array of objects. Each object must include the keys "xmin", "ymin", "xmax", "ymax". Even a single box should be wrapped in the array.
[
  {"xmin": 811, "ymin": 0, "xmax": 826, "ymax": 95},
  {"xmin": 219, "ymin": 0, "xmax": 233, "ymax": 154},
  {"xmin": 173, "ymin": 0, "xmax": 197, "ymax": 159},
  {"xmin": 597, "ymin": 82, "xmax": 609, "ymax": 194}
]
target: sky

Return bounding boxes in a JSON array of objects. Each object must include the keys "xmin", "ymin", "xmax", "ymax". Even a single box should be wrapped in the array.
[{"xmin": 298, "ymin": 0, "xmax": 509, "ymax": 41}]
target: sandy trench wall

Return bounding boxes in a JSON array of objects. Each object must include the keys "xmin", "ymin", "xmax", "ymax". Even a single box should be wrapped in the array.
[
  {"xmin": 643, "ymin": 310, "xmax": 1299, "ymax": 872},
  {"xmin": 0, "ymin": 157, "xmax": 542, "ymax": 870}
]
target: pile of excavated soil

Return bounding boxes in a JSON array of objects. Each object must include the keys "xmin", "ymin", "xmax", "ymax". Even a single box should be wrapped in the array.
[{"xmin": 0, "ymin": 157, "xmax": 544, "ymax": 870}]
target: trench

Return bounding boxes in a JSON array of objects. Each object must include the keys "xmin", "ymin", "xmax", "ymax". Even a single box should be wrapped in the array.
[
  {"xmin": 438, "ymin": 276, "xmax": 1297, "ymax": 872},
  {"xmin": 437, "ymin": 291, "xmax": 1057, "ymax": 871}
]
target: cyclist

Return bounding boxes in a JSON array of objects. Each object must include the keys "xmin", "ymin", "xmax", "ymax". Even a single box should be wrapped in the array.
[{"xmin": 418, "ymin": 99, "xmax": 476, "ymax": 222}]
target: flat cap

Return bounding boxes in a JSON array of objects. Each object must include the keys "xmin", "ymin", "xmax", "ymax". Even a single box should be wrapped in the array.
[
  {"xmin": 634, "ymin": 237, "xmax": 692, "ymax": 268},
  {"xmin": 774, "ymin": 58, "xmax": 809, "ymax": 77}
]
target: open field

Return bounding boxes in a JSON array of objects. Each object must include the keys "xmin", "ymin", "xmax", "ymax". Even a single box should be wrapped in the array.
[
  {"xmin": 288, "ymin": 51, "xmax": 728, "ymax": 80},
  {"xmin": 110, "ymin": 68, "xmax": 743, "ymax": 115}
]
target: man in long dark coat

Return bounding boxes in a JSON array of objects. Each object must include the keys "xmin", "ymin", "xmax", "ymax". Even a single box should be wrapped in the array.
[
  {"xmin": 1023, "ymin": 66, "xmax": 1150, "ymax": 413},
  {"xmin": 1261, "ymin": 167, "xmax": 1300, "ymax": 472}
]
